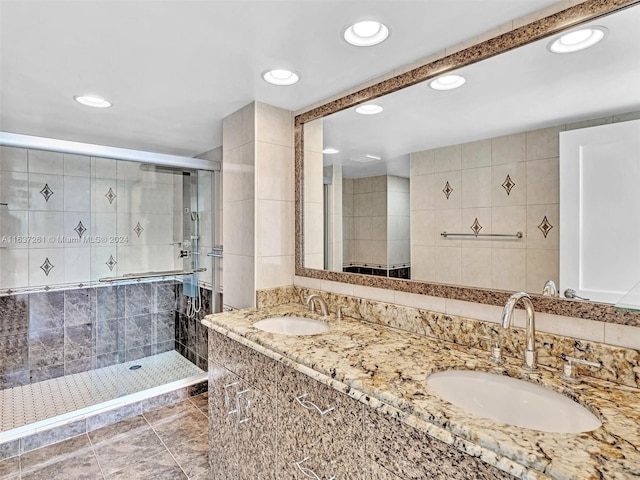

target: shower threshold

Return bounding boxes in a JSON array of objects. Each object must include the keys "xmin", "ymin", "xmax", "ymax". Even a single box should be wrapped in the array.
[{"xmin": 0, "ymin": 350, "xmax": 206, "ymax": 445}]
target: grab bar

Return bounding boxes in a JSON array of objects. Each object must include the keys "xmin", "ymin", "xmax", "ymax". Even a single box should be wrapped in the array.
[
  {"xmin": 99, "ymin": 267, "xmax": 206, "ymax": 283},
  {"xmin": 441, "ymin": 231, "xmax": 522, "ymax": 238}
]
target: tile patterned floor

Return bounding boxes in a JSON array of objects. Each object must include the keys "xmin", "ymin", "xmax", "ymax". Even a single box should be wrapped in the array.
[
  {"xmin": 1, "ymin": 351, "xmax": 204, "ymax": 433},
  {"xmin": 0, "ymin": 393, "xmax": 209, "ymax": 480}
]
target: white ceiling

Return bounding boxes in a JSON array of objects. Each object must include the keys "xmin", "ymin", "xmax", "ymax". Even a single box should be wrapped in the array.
[
  {"xmin": 322, "ymin": 5, "xmax": 640, "ymax": 178},
  {"xmin": 0, "ymin": 0, "xmax": 561, "ymax": 157}
]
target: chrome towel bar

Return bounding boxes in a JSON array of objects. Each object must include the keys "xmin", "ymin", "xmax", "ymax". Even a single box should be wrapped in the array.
[
  {"xmin": 99, "ymin": 267, "xmax": 206, "ymax": 283},
  {"xmin": 441, "ymin": 231, "xmax": 522, "ymax": 238}
]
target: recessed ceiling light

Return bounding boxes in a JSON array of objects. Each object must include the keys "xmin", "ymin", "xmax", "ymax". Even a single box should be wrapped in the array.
[
  {"xmin": 74, "ymin": 95, "xmax": 112, "ymax": 108},
  {"xmin": 548, "ymin": 26, "xmax": 607, "ymax": 53},
  {"xmin": 262, "ymin": 69, "xmax": 299, "ymax": 86},
  {"xmin": 429, "ymin": 75, "xmax": 466, "ymax": 91},
  {"xmin": 322, "ymin": 148, "xmax": 339, "ymax": 154},
  {"xmin": 350, "ymin": 154, "xmax": 381, "ymax": 163},
  {"xmin": 344, "ymin": 20, "xmax": 389, "ymax": 47},
  {"xmin": 355, "ymin": 104, "xmax": 383, "ymax": 115}
]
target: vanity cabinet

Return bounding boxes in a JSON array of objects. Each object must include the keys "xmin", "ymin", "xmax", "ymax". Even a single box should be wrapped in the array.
[
  {"xmin": 277, "ymin": 365, "xmax": 365, "ymax": 479},
  {"xmin": 208, "ymin": 329, "xmax": 515, "ymax": 480},
  {"xmin": 208, "ymin": 332, "xmax": 277, "ymax": 479},
  {"xmin": 365, "ymin": 408, "xmax": 515, "ymax": 480}
]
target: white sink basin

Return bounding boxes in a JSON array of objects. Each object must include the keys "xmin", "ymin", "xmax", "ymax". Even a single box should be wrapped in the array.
[
  {"xmin": 253, "ymin": 316, "xmax": 329, "ymax": 336},
  {"xmin": 427, "ymin": 370, "xmax": 601, "ymax": 433}
]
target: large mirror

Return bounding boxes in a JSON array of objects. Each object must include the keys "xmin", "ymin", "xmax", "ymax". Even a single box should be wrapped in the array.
[{"xmin": 297, "ymin": 1, "xmax": 640, "ymax": 319}]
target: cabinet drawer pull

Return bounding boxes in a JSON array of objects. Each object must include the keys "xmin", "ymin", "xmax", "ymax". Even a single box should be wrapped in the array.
[
  {"xmin": 295, "ymin": 394, "xmax": 335, "ymax": 416},
  {"xmin": 236, "ymin": 389, "xmax": 251, "ymax": 424},
  {"xmin": 294, "ymin": 457, "xmax": 335, "ymax": 480},
  {"xmin": 223, "ymin": 382, "xmax": 239, "ymax": 415}
]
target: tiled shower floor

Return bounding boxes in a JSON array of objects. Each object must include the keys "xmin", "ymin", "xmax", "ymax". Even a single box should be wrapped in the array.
[{"xmin": 0, "ymin": 351, "xmax": 204, "ymax": 433}]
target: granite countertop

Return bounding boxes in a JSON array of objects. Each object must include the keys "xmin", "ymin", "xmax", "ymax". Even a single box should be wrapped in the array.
[{"xmin": 202, "ymin": 304, "xmax": 640, "ymax": 480}]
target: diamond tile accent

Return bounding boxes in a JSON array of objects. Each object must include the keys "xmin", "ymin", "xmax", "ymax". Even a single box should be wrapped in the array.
[
  {"xmin": 133, "ymin": 221, "xmax": 144, "ymax": 238},
  {"xmin": 442, "ymin": 181, "xmax": 453, "ymax": 199},
  {"xmin": 470, "ymin": 218, "xmax": 483, "ymax": 236},
  {"xmin": 74, "ymin": 220, "xmax": 87, "ymax": 238},
  {"xmin": 106, "ymin": 254, "xmax": 117, "ymax": 271},
  {"xmin": 538, "ymin": 215, "xmax": 553, "ymax": 238},
  {"xmin": 40, "ymin": 257, "xmax": 54, "ymax": 276},
  {"xmin": 40, "ymin": 183, "xmax": 54, "ymax": 202},
  {"xmin": 502, "ymin": 174, "xmax": 515, "ymax": 195},
  {"xmin": 105, "ymin": 187, "xmax": 117, "ymax": 205}
]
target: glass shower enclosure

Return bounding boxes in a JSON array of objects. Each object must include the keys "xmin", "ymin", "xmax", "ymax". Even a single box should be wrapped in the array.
[{"xmin": 0, "ymin": 134, "xmax": 219, "ymax": 442}]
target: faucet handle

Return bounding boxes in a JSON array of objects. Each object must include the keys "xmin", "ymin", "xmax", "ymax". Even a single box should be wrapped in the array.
[
  {"xmin": 480, "ymin": 334, "xmax": 503, "ymax": 364},
  {"xmin": 560, "ymin": 354, "xmax": 601, "ymax": 383}
]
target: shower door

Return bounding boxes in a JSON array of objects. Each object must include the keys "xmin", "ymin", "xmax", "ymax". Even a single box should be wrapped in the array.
[{"xmin": 0, "ymin": 143, "xmax": 217, "ymax": 393}]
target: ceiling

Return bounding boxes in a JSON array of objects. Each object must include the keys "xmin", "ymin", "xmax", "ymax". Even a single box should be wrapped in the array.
[
  {"xmin": 322, "ymin": 5, "xmax": 640, "ymax": 178},
  {"xmin": 0, "ymin": 0, "xmax": 560, "ymax": 157}
]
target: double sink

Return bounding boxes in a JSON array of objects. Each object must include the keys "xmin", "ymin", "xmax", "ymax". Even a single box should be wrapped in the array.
[{"xmin": 252, "ymin": 313, "xmax": 602, "ymax": 435}]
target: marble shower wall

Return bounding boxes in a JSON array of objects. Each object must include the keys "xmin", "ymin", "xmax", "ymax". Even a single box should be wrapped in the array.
[
  {"xmin": 257, "ymin": 285, "xmax": 640, "ymax": 389},
  {"xmin": 0, "ymin": 281, "xmax": 179, "ymax": 389},
  {"xmin": 175, "ymin": 285, "xmax": 211, "ymax": 371}
]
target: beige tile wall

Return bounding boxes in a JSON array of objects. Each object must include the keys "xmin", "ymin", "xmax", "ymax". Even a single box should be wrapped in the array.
[
  {"xmin": 410, "ymin": 113, "xmax": 639, "ymax": 294},
  {"xmin": 303, "ymin": 119, "xmax": 324, "ymax": 270},
  {"xmin": 343, "ymin": 175, "xmax": 409, "ymax": 269},
  {"xmin": 324, "ymin": 164, "xmax": 343, "ymax": 271},
  {"xmin": 222, "ymin": 102, "xmax": 294, "ymax": 309},
  {"xmin": 255, "ymin": 102, "xmax": 294, "ymax": 291},
  {"xmin": 222, "ymin": 102, "xmax": 256, "ymax": 309}
]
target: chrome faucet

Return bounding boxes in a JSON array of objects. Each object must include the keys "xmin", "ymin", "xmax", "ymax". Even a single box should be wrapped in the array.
[
  {"xmin": 501, "ymin": 292, "xmax": 537, "ymax": 370},
  {"xmin": 304, "ymin": 294, "xmax": 328, "ymax": 317}
]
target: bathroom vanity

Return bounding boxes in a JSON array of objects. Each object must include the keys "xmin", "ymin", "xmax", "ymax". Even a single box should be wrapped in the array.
[{"xmin": 202, "ymin": 297, "xmax": 640, "ymax": 479}]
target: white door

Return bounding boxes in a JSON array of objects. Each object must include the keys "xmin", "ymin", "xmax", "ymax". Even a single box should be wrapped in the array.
[{"xmin": 560, "ymin": 119, "xmax": 640, "ymax": 304}]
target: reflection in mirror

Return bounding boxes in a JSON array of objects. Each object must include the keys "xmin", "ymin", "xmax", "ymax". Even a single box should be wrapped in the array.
[{"xmin": 302, "ymin": 5, "xmax": 640, "ymax": 305}]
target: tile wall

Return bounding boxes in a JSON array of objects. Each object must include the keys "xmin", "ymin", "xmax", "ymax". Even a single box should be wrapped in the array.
[
  {"xmin": 0, "ymin": 282, "xmax": 178, "ymax": 389},
  {"xmin": 410, "ymin": 111, "xmax": 640, "ymax": 293},
  {"xmin": 303, "ymin": 118, "xmax": 324, "ymax": 270},
  {"xmin": 0, "ymin": 280, "xmax": 212, "ymax": 389},
  {"xmin": 323, "ymin": 163, "xmax": 343, "ymax": 271},
  {"xmin": 343, "ymin": 175, "xmax": 410, "ymax": 270},
  {"xmin": 0, "ymin": 146, "xmax": 181, "ymax": 291},
  {"xmin": 175, "ymin": 285, "xmax": 211, "ymax": 371},
  {"xmin": 222, "ymin": 101, "xmax": 294, "ymax": 309}
]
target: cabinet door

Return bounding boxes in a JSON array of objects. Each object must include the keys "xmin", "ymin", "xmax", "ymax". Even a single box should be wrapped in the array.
[
  {"xmin": 365, "ymin": 408, "xmax": 516, "ymax": 480},
  {"xmin": 209, "ymin": 362, "xmax": 240, "ymax": 480},
  {"xmin": 235, "ymin": 384, "xmax": 277, "ymax": 479},
  {"xmin": 277, "ymin": 365, "xmax": 364, "ymax": 479}
]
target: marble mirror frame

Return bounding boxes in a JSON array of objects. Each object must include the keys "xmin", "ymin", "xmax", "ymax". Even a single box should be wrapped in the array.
[{"xmin": 294, "ymin": 0, "xmax": 640, "ymax": 327}]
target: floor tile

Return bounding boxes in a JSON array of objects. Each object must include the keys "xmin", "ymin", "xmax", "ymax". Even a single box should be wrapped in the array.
[
  {"xmin": 162, "ymin": 429, "xmax": 209, "ymax": 478},
  {"xmin": 21, "ymin": 451, "xmax": 103, "ymax": 480},
  {"xmin": 1, "ymin": 350, "xmax": 202, "ymax": 432},
  {"xmin": 188, "ymin": 392, "xmax": 208, "ymax": 416},
  {"xmin": 143, "ymin": 399, "xmax": 200, "ymax": 425},
  {"xmin": 0, "ymin": 457, "xmax": 20, "ymax": 480},
  {"xmin": 88, "ymin": 415, "xmax": 149, "ymax": 446},
  {"xmin": 91, "ymin": 428, "xmax": 166, "ymax": 476},
  {"xmin": 105, "ymin": 449, "xmax": 187, "ymax": 479},
  {"xmin": 20, "ymin": 435, "xmax": 93, "ymax": 475}
]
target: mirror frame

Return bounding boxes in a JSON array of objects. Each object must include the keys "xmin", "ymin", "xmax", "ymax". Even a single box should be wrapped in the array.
[{"xmin": 294, "ymin": 0, "xmax": 640, "ymax": 327}]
